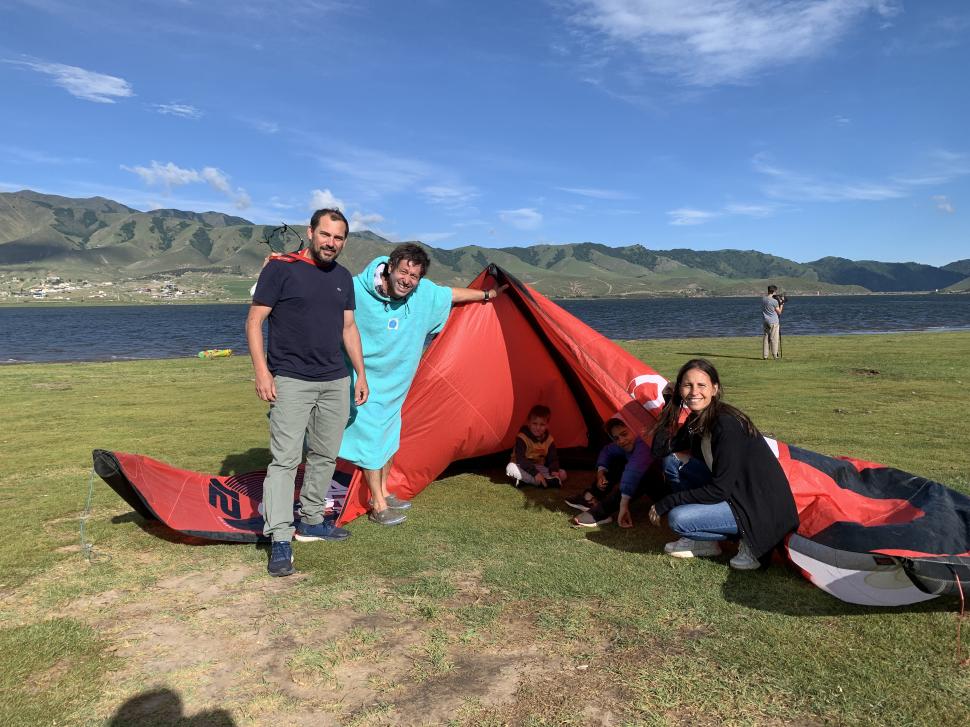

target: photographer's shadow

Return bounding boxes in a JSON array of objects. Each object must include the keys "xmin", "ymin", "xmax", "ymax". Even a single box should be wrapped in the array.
[{"xmin": 108, "ymin": 687, "xmax": 235, "ymax": 726}]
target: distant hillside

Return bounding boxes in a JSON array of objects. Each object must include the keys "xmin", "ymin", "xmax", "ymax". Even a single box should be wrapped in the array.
[
  {"xmin": 1, "ymin": 190, "xmax": 965, "ymax": 297},
  {"xmin": 943, "ymin": 259, "xmax": 970, "ymax": 276},
  {"xmin": 805, "ymin": 257, "xmax": 964, "ymax": 292}
]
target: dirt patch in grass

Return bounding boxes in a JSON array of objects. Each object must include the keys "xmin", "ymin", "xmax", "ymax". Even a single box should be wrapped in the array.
[{"xmin": 56, "ymin": 564, "xmax": 591, "ymax": 725}]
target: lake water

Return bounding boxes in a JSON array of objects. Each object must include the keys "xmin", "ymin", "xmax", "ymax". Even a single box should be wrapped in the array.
[{"xmin": 2, "ymin": 295, "xmax": 969, "ymax": 363}]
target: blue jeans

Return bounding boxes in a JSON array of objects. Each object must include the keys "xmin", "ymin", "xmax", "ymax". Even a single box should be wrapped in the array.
[
  {"xmin": 663, "ymin": 454, "xmax": 712, "ymax": 491},
  {"xmin": 663, "ymin": 454, "xmax": 738, "ymax": 541}
]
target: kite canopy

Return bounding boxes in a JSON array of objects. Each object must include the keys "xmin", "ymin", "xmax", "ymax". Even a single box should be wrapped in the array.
[{"xmin": 94, "ymin": 264, "xmax": 970, "ymax": 606}]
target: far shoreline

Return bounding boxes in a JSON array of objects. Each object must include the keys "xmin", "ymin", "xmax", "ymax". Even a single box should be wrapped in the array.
[
  {"xmin": 4, "ymin": 328, "xmax": 970, "ymax": 366},
  {"xmin": 1, "ymin": 288, "xmax": 967, "ymax": 309}
]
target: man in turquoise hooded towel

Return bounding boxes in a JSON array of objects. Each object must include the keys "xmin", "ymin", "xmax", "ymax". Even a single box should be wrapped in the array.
[{"xmin": 340, "ymin": 243, "xmax": 502, "ymax": 525}]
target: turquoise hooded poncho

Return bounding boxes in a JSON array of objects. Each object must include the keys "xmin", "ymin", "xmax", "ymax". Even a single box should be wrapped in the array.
[{"xmin": 338, "ymin": 256, "xmax": 453, "ymax": 469}]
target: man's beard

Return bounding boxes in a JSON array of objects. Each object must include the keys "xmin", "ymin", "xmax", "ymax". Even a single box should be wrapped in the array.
[{"xmin": 310, "ymin": 245, "xmax": 338, "ymax": 266}]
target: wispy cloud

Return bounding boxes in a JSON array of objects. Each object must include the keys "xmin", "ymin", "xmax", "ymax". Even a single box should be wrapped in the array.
[
  {"xmin": 122, "ymin": 160, "xmax": 251, "ymax": 209},
  {"xmin": 933, "ymin": 195, "xmax": 955, "ymax": 214},
  {"xmin": 0, "ymin": 144, "xmax": 88, "ymax": 164},
  {"xmin": 309, "ymin": 188, "xmax": 345, "ymax": 210},
  {"xmin": 499, "ymin": 207, "xmax": 544, "ymax": 230},
  {"xmin": 240, "ymin": 117, "xmax": 280, "ymax": 134},
  {"xmin": 668, "ymin": 201, "xmax": 779, "ymax": 226},
  {"xmin": 153, "ymin": 102, "xmax": 202, "ymax": 119},
  {"xmin": 753, "ymin": 150, "xmax": 970, "ymax": 202},
  {"xmin": 668, "ymin": 207, "xmax": 719, "ymax": 226},
  {"xmin": 557, "ymin": 186, "xmax": 635, "ymax": 200},
  {"xmin": 324, "ymin": 146, "xmax": 436, "ymax": 196},
  {"xmin": 350, "ymin": 211, "xmax": 385, "ymax": 232},
  {"xmin": 5, "ymin": 57, "xmax": 134, "ymax": 102},
  {"xmin": 311, "ymin": 143, "xmax": 479, "ymax": 215},
  {"xmin": 723, "ymin": 203, "xmax": 775, "ymax": 218},
  {"xmin": 563, "ymin": 0, "xmax": 900, "ymax": 86},
  {"xmin": 421, "ymin": 184, "xmax": 479, "ymax": 208}
]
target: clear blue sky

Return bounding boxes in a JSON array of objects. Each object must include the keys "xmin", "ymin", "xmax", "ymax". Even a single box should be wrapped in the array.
[{"xmin": 2, "ymin": 1, "xmax": 968, "ymax": 265}]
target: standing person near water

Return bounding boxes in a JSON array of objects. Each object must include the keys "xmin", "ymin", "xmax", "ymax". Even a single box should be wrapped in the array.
[
  {"xmin": 761, "ymin": 285, "xmax": 784, "ymax": 359},
  {"xmin": 648, "ymin": 358, "xmax": 798, "ymax": 569}
]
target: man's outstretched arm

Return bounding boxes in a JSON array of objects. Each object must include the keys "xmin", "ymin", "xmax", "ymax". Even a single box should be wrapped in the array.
[{"xmin": 451, "ymin": 284, "xmax": 507, "ymax": 304}]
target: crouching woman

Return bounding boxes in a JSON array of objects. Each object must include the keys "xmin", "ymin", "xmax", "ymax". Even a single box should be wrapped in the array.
[{"xmin": 648, "ymin": 358, "xmax": 798, "ymax": 570}]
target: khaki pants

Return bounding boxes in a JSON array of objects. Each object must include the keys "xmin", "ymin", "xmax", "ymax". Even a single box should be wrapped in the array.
[
  {"xmin": 263, "ymin": 375, "xmax": 350, "ymax": 541},
  {"xmin": 763, "ymin": 322, "xmax": 780, "ymax": 359}
]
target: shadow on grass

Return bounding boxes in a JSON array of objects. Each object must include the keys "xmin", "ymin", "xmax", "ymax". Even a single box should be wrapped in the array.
[
  {"xmin": 108, "ymin": 687, "xmax": 235, "ymax": 726},
  {"xmin": 720, "ymin": 564, "xmax": 961, "ymax": 616},
  {"xmin": 110, "ymin": 512, "xmax": 255, "ymax": 548},
  {"xmin": 675, "ymin": 351, "xmax": 766, "ymax": 361},
  {"xmin": 219, "ymin": 447, "xmax": 270, "ymax": 475}
]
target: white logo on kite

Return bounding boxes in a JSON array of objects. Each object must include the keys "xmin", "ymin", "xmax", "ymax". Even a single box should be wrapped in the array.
[{"xmin": 628, "ymin": 374, "xmax": 668, "ymax": 411}]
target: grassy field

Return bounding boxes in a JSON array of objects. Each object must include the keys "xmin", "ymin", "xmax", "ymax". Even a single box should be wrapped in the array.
[{"xmin": 1, "ymin": 333, "xmax": 968, "ymax": 726}]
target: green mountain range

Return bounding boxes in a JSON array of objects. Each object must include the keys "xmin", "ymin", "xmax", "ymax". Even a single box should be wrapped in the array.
[{"xmin": 1, "ymin": 190, "xmax": 967, "ymax": 297}]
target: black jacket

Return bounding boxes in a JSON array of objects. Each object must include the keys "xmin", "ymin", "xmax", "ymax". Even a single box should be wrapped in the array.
[{"xmin": 653, "ymin": 412, "xmax": 799, "ymax": 558}]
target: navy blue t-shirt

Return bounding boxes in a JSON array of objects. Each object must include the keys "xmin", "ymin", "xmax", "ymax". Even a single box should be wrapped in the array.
[{"xmin": 253, "ymin": 257, "xmax": 355, "ymax": 382}]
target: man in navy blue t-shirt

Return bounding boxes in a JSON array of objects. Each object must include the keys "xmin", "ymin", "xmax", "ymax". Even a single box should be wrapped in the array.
[{"xmin": 246, "ymin": 208, "xmax": 368, "ymax": 576}]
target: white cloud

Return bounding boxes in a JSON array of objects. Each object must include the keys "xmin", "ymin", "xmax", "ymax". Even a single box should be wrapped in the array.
[
  {"xmin": 325, "ymin": 147, "xmax": 435, "ymax": 195},
  {"xmin": 309, "ymin": 188, "xmax": 345, "ymax": 210},
  {"xmin": 565, "ymin": 0, "xmax": 901, "ymax": 86},
  {"xmin": 499, "ymin": 208, "xmax": 544, "ymax": 230},
  {"xmin": 933, "ymin": 195, "xmax": 955, "ymax": 214},
  {"xmin": 667, "ymin": 201, "xmax": 779, "ymax": 226},
  {"xmin": 723, "ymin": 203, "xmax": 774, "ymax": 218},
  {"xmin": 349, "ymin": 211, "xmax": 385, "ymax": 232},
  {"xmin": 232, "ymin": 189, "xmax": 252, "ymax": 210},
  {"xmin": 0, "ymin": 144, "xmax": 87, "ymax": 164},
  {"xmin": 124, "ymin": 161, "xmax": 201, "ymax": 188},
  {"xmin": 421, "ymin": 184, "xmax": 479, "ymax": 208},
  {"xmin": 122, "ymin": 160, "xmax": 250, "ymax": 209},
  {"xmin": 6, "ymin": 58, "xmax": 134, "ymax": 103},
  {"xmin": 153, "ymin": 102, "xmax": 202, "ymax": 119},
  {"xmin": 753, "ymin": 151, "xmax": 970, "ymax": 202},
  {"xmin": 314, "ymin": 143, "xmax": 478, "ymax": 213},
  {"xmin": 668, "ymin": 207, "xmax": 719, "ymax": 225},
  {"xmin": 834, "ymin": 115, "xmax": 851, "ymax": 125},
  {"xmin": 270, "ymin": 196, "xmax": 296, "ymax": 209},
  {"xmin": 241, "ymin": 117, "xmax": 280, "ymax": 134},
  {"xmin": 557, "ymin": 186, "xmax": 635, "ymax": 200}
]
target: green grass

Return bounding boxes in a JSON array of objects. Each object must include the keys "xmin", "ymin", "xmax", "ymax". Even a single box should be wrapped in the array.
[{"xmin": 1, "ymin": 333, "xmax": 969, "ymax": 725}]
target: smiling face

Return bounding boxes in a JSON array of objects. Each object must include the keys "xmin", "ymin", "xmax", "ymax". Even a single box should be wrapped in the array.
[
  {"xmin": 609, "ymin": 424, "xmax": 636, "ymax": 453},
  {"xmin": 306, "ymin": 215, "xmax": 347, "ymax": 266},
  {"xmin": 384, "ymin": 259, "xmax": 424, "ymax": 299},
  {"xmin": 679, "ymin": 367, "xmax": 719, "ymax": 414},
  {"xmin": 528, "ymin": 415, "xmax": 549, "ymax": 440}
]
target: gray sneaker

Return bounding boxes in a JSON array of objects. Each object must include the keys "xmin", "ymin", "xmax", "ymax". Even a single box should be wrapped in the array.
[
  {"xmin": 368, "ymin": 507, "xmax": 407, "ymax": 526},
  {"xmin": 385, "ymin": 494, "xmax": 412, "ymax": 510}
]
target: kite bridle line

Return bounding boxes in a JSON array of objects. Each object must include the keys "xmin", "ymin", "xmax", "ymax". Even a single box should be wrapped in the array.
[
  {"xmin": 261, "ymin": 223, "xmax": 306, "ymax": 254},
  {"xmin": 79, "ymin": 466, "xmax": 110, "ymax": 564},
  {"xmin": 955, "ymin": 569, "xmax": 967, "ymax": 666}
]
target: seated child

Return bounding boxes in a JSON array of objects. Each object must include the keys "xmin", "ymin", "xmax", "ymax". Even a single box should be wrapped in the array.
[
  {"xmin": 506, "ymin": 404, "xmax": 568, "ymax": 488},
  {"xmin": 566, "ymin": 417, "xmax": 655, "ymax": 527}
]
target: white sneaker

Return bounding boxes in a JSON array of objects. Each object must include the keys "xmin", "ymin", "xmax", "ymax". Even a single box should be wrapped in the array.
[
  {"xmin": 664, "ymin": 537, "xmax": 721, "ymax": 559},
  {"xmin": 729, "ymin": 540, "xmax": 760, "ymax": 570}
]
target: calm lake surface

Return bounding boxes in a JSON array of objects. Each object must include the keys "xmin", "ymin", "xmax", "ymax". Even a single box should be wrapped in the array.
[{"xmin": 2, "ymin": 295, "xmax": 969, "ymax": 363}]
